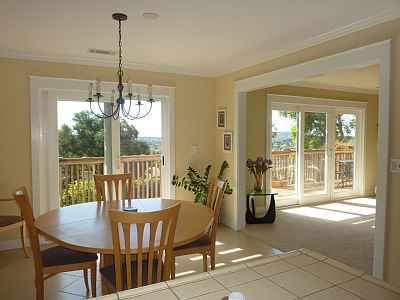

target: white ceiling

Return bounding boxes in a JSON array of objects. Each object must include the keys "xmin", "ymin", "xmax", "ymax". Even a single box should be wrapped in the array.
[{"xmin": 0, "ymin": 1, "xmax": 399, "ymax": 77}]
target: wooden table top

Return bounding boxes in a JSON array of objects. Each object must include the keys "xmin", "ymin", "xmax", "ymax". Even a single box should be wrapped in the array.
[{"xmin": 35, "ymin": 198, "xmax": 214, "ymax": 254}]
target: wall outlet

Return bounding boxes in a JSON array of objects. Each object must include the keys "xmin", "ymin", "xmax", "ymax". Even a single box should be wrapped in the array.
[{"xmin": 390, "ymin": 158, "xmax": 400, "ymax": 173}]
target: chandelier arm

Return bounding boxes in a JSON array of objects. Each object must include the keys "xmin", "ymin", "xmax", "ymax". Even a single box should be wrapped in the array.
[
  {"xmin": 121, "ymin": 102, "xmax": 141, "ymax": 120},
  {"xmin": 134, "ymin": 101, "xmax": 154, "ymax": 120},
  {"xmin": 122, "ymin": 94, "xmax": 134, "ymax": 117},
  {"xmin": 88, "ymin": 95, "xmax": 121, "ymax": 119}
]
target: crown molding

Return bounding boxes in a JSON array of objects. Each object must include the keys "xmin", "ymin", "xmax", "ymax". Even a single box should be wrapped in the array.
[
  {"xmin": 213, "ymin": 7, "xmax": 400, "ymax": 77},
  {"xmin": 287, "ymin": 81, "xmax": 379, "ymax": 95},
  {"xmin": 0, "ymin": 51, "xmax": 213, "ymax": 78}
]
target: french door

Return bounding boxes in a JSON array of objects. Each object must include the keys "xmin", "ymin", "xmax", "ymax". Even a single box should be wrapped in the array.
[{"xmin": 268, "ymin": 95, "xmax": 365, "ymax": 207}]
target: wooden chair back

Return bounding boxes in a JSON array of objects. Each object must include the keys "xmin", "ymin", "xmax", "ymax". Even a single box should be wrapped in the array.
[
  {"xmin": 94, "ymin": 173, "xmax": 133, "ymax": 201},
  {"xmin": 205, "ymin": 178, "xmax": 227, "ymax": 243},
  {"xmin": 0, "ymin": 197, "xmax": 28, "ymax": 257},
  {"xmin": 109, "ymin": 203, "xmax": 181, "ymax": 291},
  {"xmin": 13, "ymin": 187, "xmax": 44, "ymax": 285}
]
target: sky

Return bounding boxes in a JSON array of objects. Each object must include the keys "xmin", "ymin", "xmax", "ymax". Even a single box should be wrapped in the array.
[
  {"xmin": 57, "ymin": 100, "xmax": 162, "ymax": 137},
  {"xmin": 272, "ymin": 110, "xmax": 293, "ymax": 131}
]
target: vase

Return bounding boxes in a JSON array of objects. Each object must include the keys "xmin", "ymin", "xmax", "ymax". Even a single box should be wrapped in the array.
[{"xmin": 253, "ymin": 174, "xmax": 263, "ymax": 191}]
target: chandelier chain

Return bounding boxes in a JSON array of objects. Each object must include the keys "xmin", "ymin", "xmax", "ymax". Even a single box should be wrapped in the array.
[{"xmin": 118, "ymin": 18, "xmax": 123, "ymax": 77}]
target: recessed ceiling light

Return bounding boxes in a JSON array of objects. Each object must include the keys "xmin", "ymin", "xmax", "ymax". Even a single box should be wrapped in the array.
[{"xmin": 142, "ymin": 12, "xmax": 159, "ymax": 20}]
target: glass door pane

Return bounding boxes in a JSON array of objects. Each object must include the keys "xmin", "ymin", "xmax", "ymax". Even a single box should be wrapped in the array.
[
  {"xmin": 303, "ymin": 112, "xmax": 327, "ymax": 197},
  {"xmin": 271, "ymin": 109, "xmax": 298, "ymax": 203},
  {"xmin": 57, "ymin": 101, "xmax": 106, "ymax": 206},
  {"xmin": 120, "ymin": 101, "xmax": 162, "ymax": 199},
  {"xmin": 334, "ymin": 113, "xmax": 356, "ymax": 192}
]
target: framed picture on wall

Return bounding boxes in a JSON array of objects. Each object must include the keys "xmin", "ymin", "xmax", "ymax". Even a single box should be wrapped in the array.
[
  {"xmin": 223, "ymin": 131, "xmax": 232, "ymax": 152},
  {"xmin": 217, "ymin": 108, "xmax": 227, "ymax": 129}
]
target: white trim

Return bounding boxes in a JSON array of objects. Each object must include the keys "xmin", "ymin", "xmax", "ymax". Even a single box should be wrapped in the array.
[
  {"xmin": 0, "ymin": 51, "xmax": 212, "ymax": 77},
  {"xmin": 216, "ymin": 7, "xmax": 400, "ymax": 76},
  {"xmin": 30, "ymin": 76, "xmax": 175, "ymax": 216},
  {"xmin": 268, "ymin": 94, "xmax": 368, "ymax": 109},
  {"xmin": 234, "ymin": 40, "xmax": 390, "ymax": 279},
  {"xmin": 287, "ymin": 81, "xmax": 379, "ymax": 95},
  {"xmin": 2, "ymin": 8, "xmax": 400, "ymax": 78}
]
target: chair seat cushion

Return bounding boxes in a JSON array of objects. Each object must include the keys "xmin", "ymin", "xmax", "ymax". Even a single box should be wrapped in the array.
[
  {"xmin": 41, "ymin": 246, "xmax": 98, "ymax": 268},
  {"xmin": 0, "ymin": 215, "xmax": 23, "ymax": 227},
  {"xmin": 100, "ymin": 259, "xmax": 163, "ymax": 290},
  {"xmin": 173, "ymin": 234, "xmax": 211, "ymax": 251}
]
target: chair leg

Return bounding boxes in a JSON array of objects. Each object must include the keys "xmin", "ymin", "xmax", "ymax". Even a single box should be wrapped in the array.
[
  {"xmin": 35, "ymin": 276, "xmax": 44, "ymax": 300},
  {"xmin": 83, "ymin": 269, "xmax": 89, "ymax": 295},
  {"xmin": 91, "ymin": 264, "xmax": 97, "ymax": 298},
  {"xmin": 202, "ymin": 253, "xmax": 208, "ymax": 272},
  {"xmin": 171, "ymin": 255, "xmax": 176, "ymax": 279},
  {"xmin": 20, "ymin": 221, "xmax": 29, "ymax": 258},
  {"xmin": 210, "ymin": 250, "xmax": 216, "ymax": 270}
]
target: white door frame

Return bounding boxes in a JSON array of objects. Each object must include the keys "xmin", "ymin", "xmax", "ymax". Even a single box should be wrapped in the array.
[
  {"xmin": 234, "ymin": 40, "xmax": 390, "ymax": 278},
  {"xmin": 30, "ymin": 76, "xmax": 175, "ymax": 217}
]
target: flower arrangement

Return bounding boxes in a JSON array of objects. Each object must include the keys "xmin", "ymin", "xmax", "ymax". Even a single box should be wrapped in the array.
[{"xmin": 246, "ymin": 157, "xmax": 273, "ymax": 191}]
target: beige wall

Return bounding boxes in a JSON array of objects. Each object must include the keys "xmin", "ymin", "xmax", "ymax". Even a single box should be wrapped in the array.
[
  {"xmin": 0, "ymin": 15, "xmax": 399, "ymax": 287},
  {"xmin": 215, "ymin": 18, "xmax": 400, "ymax": 286},
  {"xmin": 0, "ymin": 58, "xmax": 216, "ymax": 239},
  {"xmin": 246, "ymin": 85, "xmax": 378, "ymax": 193}
]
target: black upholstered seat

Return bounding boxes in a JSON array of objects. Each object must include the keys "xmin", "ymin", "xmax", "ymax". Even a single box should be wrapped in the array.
[
  {"xmin": 173, "ymin": 234, "xmax": 211, "ymax": 252},
  {"xmin": 100, "ymin": 259, "xmax": 163, "ymax": 290},
  {"xmin": 0, "ymin": 215, "xmax": 24, "ymax": 227},
  {"xmin": 41, "ymin": 246, "xmax": 98, "ymax": 268}
]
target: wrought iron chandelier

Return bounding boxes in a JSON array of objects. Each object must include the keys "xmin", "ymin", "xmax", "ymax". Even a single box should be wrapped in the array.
[{"xmin": 87, "ymin": 13, "xmax": 154, "ymax": 120}]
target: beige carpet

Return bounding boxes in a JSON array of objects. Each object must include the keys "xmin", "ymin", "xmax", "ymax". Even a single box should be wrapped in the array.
[{"xmin": 242, "ymin": 197, "xmax": 375, "ymax": 274}]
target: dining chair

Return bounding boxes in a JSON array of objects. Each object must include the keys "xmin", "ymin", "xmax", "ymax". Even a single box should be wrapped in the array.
[
  {"xmin": 13, "ymin": 186, "xmax": 98, "ymax": 300},
  {"xmin": 171, "ymin": 178, "xmax": 227, "ymax": 279},
  {"xmin": 0, "ymin": 198, "xmax": 29, "ymax": 257},
  {"xmin": 100, "ymin": 203, "xmax": 181, "ymax": 293},
  {"xmin": 94, "ymin": 173, "xmax": 133, "ymax": 201}
]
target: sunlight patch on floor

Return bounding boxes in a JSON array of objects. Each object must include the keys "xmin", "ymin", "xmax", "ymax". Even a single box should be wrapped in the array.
[
  {"xmin": 344, "ymin": 198, "xmax": 376, "ymax": 207},
  {"xmin": 317, "ymin": 203, "xmax": 375, "ymax": 215},
  {"xmin": 190, "ymin": 256, "xmax": 204, "ymax": 261},
  {"xmin": 175, "ymin": 270, "xmax": 196, "ymax": 277},
  {"xmin": 214, "ymin": 263, "xmax": 226, "ymax": 268},
  {"xmin": 231, "ymin": 254, "xmax": 263, "ymax": 263},
  {"xmin": 282, "ymin": 207, "xmax": 359, "ymax": 221},
  {"xmin": 352, "ymin": 218, "xmax": 375, "ymax": 225},
  {"xmin": 218, "ymin": 248, "xmax": 243, "ymax": 255}
]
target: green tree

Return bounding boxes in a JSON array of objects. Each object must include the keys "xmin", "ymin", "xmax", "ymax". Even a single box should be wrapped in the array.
[
  {"xmin": 120, "ymin": 119, "xmax": 150, "ymax": 155},
  {"xmin": 279, "ymin": 111, "xmax": 355, "ymax": 150},
  {"xmin": 58, "ymin": 111, "xmax": 150, "ymax": 157}
]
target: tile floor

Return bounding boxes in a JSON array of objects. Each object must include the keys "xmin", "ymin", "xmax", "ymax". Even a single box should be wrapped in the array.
[
  {"xmin": 110, "ymin": 249, "xmax": 400, "ymax": 300},
  {"xmin": 0, "ymin": 225, "xmax": 281, "ymax": 300}
]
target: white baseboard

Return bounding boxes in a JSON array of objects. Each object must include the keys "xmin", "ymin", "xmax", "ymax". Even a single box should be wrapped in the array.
[{"xmin": 220, "ymin": 214, "xmax": 236, "ymax": 230}]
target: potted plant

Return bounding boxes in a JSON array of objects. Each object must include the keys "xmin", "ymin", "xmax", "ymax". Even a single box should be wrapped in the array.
[
  {"xmin": 171, "ymin": 160, "xmax": 233, "ymax": 204},
  {"xmin": 246, "ymin": 157, "xmax": 273, "ymax": 191}
]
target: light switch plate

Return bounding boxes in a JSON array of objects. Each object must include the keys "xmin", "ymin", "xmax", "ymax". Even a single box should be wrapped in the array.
[
  {"xmin": 390, "ymin": 158, "xmax": 400, "ymax": 173},
  {"xmin": 191, "ymin": 145, "xmax": 198, "ymax": 156}
]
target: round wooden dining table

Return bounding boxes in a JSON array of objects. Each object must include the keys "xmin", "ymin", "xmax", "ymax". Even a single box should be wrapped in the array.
[{"xmin": 35, "ymin": 198, "xmax": 214, "ymax": 254}]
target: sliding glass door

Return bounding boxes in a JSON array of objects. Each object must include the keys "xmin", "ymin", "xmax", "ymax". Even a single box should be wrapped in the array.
[{"xmin": 268, "ymin": 96, "xmax": 364, "ymax": 206}]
